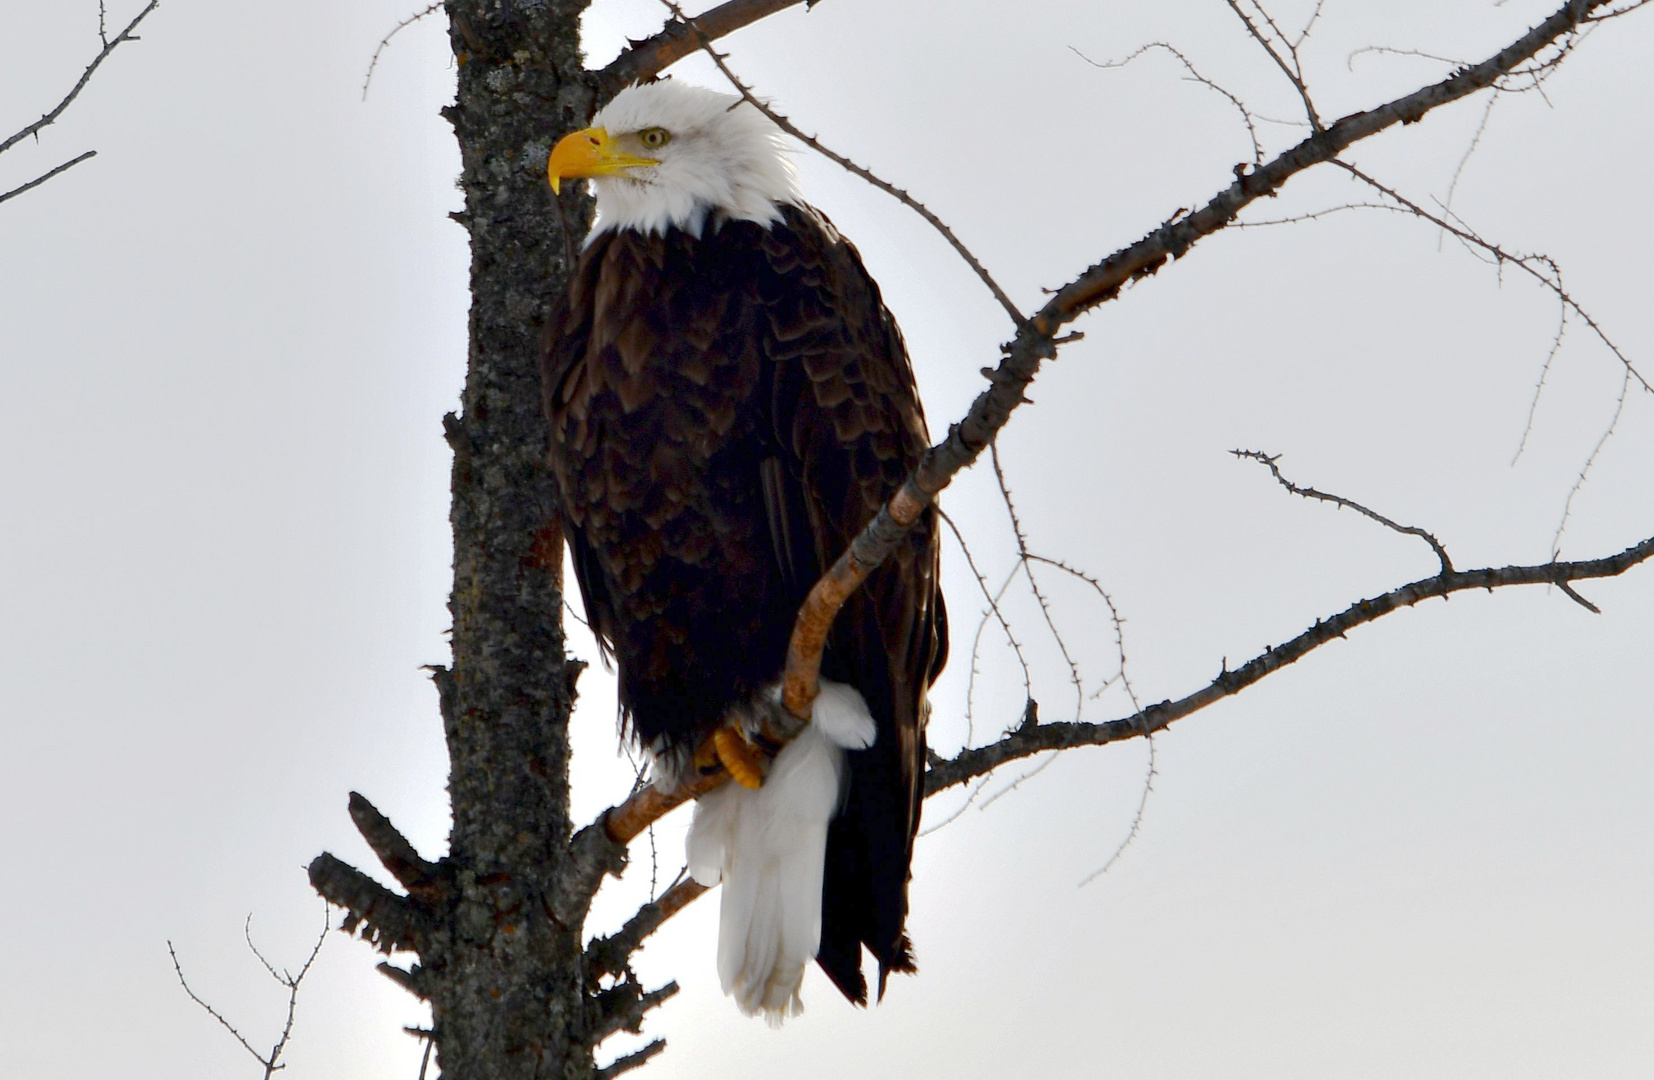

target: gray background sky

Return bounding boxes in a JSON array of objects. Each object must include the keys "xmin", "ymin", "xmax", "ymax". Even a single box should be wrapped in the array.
[{"xmin": 3, "ymin": 1, "xmax": 1650, "ymax": 1077}]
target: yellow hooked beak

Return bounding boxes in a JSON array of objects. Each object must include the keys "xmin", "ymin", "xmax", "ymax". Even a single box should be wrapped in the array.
[{"xmin": 547, "ymin": 127, "xmax": 660, "ymax": 194}]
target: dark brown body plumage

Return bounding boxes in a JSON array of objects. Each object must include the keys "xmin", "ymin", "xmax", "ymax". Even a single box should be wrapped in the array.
[{"xmin": 541, "ymin": 203, "xmax": 947, "ymax": 1002}]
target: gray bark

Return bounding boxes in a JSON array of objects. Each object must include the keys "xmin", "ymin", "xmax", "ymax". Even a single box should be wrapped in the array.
[{"xmin": 429, "ymin": 2, "xmax": 589, "ymax": 1074}]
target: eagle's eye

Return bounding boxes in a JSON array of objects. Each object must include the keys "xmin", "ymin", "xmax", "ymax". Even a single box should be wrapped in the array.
[{"xmin": 638, "ymin": 127, "xmax": 671, "ymax": 149}]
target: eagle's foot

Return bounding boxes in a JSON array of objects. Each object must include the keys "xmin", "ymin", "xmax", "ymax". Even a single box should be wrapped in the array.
[
  {"xmin": 713, "ymin": 727, "xmax": 766, "ymax": 790},
  {"xmin": 690, "ymin": 736, "xmax": 723, "ymax": 776}
]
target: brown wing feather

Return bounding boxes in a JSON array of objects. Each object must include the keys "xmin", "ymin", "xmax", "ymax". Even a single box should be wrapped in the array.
[{"xmin": 755, "ymin": 207, "xmax": 947, "ymax": 1000}]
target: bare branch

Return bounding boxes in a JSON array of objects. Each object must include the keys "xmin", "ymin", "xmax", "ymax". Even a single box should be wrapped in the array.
[
  {"xmin": 266, "ymin": 911, "xmax": 329, "ymax": 1079},
  {"xmin": 168, "ymin": 941, "xmax": 273, "ymax": 1069},
  {"xmin": 588, "ymin": 978, "xmax": 679, "ymax": 1046},
  {"xmin": 990, "ymin": 445, "xmax": 1084, "ymax": 721},
  {"xmin": 243, "ymin": 914, "xmax": 287, "ymax": 985},
  {"xmin": 168, "ymin": 905, "xmax": 329, "ymax": 1080},
  {"xmin": 1329, "ymin": 162, "xmax": 1649, "ymax": 396},
  {"xmin": 1556, "ymin": 579, "xmax": 1602, "ymax": 613},
  {"xmin": 307, "ymin": 852, "xmax": 429, "ymax": 953},
  {"xmin": 1553, "ymin": 367, "xmax": 1631, "ymax": 556},
  {"xmin": 594, "ymin": 0, "xmax": 813, "ymax": 96},
  {"xmin": 937, "ymin": 508, "xmax": 1032, "ymax": 744},
  {"xmin": 1327, "ymin": 161, "xmax": 1649, "ymax": 543},
  {"xmin": 925, "ymin": 532, "xmax": 1654, "ymax": 794},
  {"xmin": 1071, "ymin": 42, "xmax": 1264, "ymax": 165},
  {"xmin": 597, "ymin": 1039, "xmax": 667, "ymax": 1080},
  {"xmin": 0, "ymin": 1, "xmax": 158, "ymax": 157},
  {"xmin": 1233, "ymin": 449, "xmax": 1454, "ymax": 573},
  {"xmin": 1077, "ymin": 737, "xmax": 1157, "ymax": 887},
  {"xmin": 0, "ymin": 150, "xmax": 97, "ymax": 206},
  {"xmin": 771, "ymin": 0, "xmax": 1621, "ymax": 724},
  {"xmin": 1225, "ymin": 0, "xmax": 1323, "ymax": 130},
  {"xmin": 1023, "ymin": 555, "xmax": 1141, "ymax": 712},
  {"xmin": 585, "ymin": 878, "xmax": 709, "ymax": 981},
  {"xmin": 598, "ymin": 524, "xmax": 1654, "ymax": 950},
  {"xmin": 377, "ymin": 960, "xmax": 428, "ymax": 999},
  {"xmin": 1348, "ymin": 45, "xmax": 1469, "ymax": 72},
  {"xmin": 361, "ymin": 2, "xmax": 442, "ymax": 101},
  {"xmin": 348, "ymin": 791, "xmax": 450, "ymax": 902},
  {"xmin": 1585, "ymin": 0, "xmax": 1654, "ymax": 19},
  {"xmin": 1514, "ymin": 303, "xmax": 1569, "ymax": 465},
  {"xmin": 1440, "ymin": 91, "xmax": 1499, "ymax": 249},
  {"xmin": 417, "ymin": 1031, "xmax": 436, "ymax": 1080}
]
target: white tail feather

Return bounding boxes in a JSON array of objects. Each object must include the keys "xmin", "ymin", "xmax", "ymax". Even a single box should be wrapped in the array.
[{"xmin": 686, "ymin": 680, "xmax": 875, "ymax": 1022}]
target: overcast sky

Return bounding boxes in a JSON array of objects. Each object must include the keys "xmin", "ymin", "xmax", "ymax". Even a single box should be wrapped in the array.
[{"xmin": 3, "ymin": 1, "xmax": 1651, "ymax": 1078}]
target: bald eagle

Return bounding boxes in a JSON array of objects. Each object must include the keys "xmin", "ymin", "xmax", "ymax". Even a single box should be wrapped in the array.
[{"xmin": 542, "ymin": 81, "xmax": 947, "ymax": 1021}]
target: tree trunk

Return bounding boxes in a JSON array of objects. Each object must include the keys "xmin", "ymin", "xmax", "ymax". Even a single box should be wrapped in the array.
[
  {"xmin": 312, "ymin": 3, "xmax": 609, "ymax": 1077},
  {"xmin": 429, "ymin": 3, "xmax": 597, "ymax": 1075},
  {"xmin": 431, "ymin": 2, "xmax": 581, "ymax": 1076}
]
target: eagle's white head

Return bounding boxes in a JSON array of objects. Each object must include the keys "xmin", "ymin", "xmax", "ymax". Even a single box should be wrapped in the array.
[{"xmin": 548, "ymin": 81, "xmax": 802, "ymax": 240}]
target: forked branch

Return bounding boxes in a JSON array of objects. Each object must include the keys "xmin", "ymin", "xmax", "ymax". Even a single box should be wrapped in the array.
[
  {"xmin": 169, "ymin": 906, "xmax": 330, "ymax": 1080},
  {"xmin": 0, "ymin": 1, "xmax": 158, "ymax": 158},
  {"xmin": 925, "ymin": 532, "xmax": 1654, "ymax": 793},
  {"xmin": 1233, "ymin": 449, "xmax": 1454, "ymax": 572}
]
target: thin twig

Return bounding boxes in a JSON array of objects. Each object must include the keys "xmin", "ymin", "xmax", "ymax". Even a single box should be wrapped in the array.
[
  {"xmin": 597, "ymin": 1039, "xmax": 668, "ymax": 1080},
  {"xmin": 1348, "ymin": 45, "xmax": 1468, "ymax": 72},
  {"xmin": 937, "ymin": 507, "xmax": 1032, "ymax": 749},
  {"xmin": 167, "ymin": 905, "xmax": 329, "ymax": 1080},
  {"xmin": 1514, "ymin": 303, "xmax": 1570, "ymax": 465},
  {"xmin": 417, "ymin": 1031, "xmax": 435, "ymax": 1080},
  {"xmin": 0, "ymin": 1, "xmax": 159, "ymax": 157},
  {"xmin": 1330, "ymin": 162, "xmax": 1650, "ymax": 542},
  {"xmin": 1553, "ymin": 367, "xmax": 1631, "ymax": 557},
  {"xmin": 991, "ymin": 443, "xmax": 1084, "ymax": 721},
  {"xmin": 1439, "ymin": 92, "xmax": 1499, "ymax": 252},
  {"xmin": 939, "ymin": 508, "xmax": 1032, "ymax": 698},
  {"xmin": 362, "ymin": 2, "xmax": 443, "ymax": 101},
  {"xmin": 1233, "ymin": 449, "xmax": 1454, "ymax": 573},
  {"xmin": 926, "ymin": 531, "xmax": 1654, "ymax": 794},
  {"xmin": 0, "ymin": 150, "xmax": 97, "ymax": 205},
  {"xmin": 168, "ymin": 941, "xmax": 272, "ymax": 1067},
  {"xmin": 1078, "ymin": 736, "xmax": 1157, "ymax": 887},
  {"xmin": 1225, "ymin": 0, "xmax": 1323, "ymax": 130},
  {"xmin": 1333, "ymin": 163, "xmax": 1649, "ymax": 396},
  {"xmin": 1070, "ymin": 42, "xmax": 1264, "ymax": 164}
]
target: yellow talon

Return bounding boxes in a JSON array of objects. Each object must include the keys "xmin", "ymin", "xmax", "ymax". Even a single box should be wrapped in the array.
[
  {"xmin": 714, "ymin": 727, "xmax": 766, "ymax": 789},
  {"xmin": 692, "ymin": 736, "xmax": 723, "ymax": 774}
]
